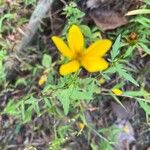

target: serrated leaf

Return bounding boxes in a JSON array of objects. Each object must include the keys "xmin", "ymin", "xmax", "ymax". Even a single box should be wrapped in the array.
[
  {"xmin": 116, "ymin": 65, "xmax": 139, "ymax": 86},
  {"xmin": 71, "ymin": 90, "xmax": 93, "ymax": 101},
  {"xmin": 56, "ymin": 90, "xmax": 70, "ymax": 115},
  {"xmin": 111, "ymin": 34, "xmax": 121, "ymax": 60},
  {"xmin": 42, "ymin": 54, "xmax": 52, "ymax": 68},
  {"xmin": 120, "ymin": 71, "xmax": 139, "ymax": 86}
]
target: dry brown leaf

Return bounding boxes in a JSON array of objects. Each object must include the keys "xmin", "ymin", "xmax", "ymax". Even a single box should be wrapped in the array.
[{"xmin": 89, "ymin": 9, "xmax": 128, "ymax": 30}]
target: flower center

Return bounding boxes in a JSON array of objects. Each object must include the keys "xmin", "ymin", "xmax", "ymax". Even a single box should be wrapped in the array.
[{"xmin": 74, "ymin": 51, "xmax": 84, "ymax": 63}]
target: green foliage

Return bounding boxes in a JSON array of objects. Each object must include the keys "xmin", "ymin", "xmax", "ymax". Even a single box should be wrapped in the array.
[
  {"xmin": 42, "ymin": 54, "xmax": 52, "ymax": 68},
  {"xmin": 144, "ymin": 0, "xmax": 150, "ymax": 5},
  {"xmin": 2, "ymin": 94, "xmax": 53, "ymax": 124},
  {"xmin": 24, "ymin": 0, "xmax": 37, "ymax": 6},
  {"xmin": 0, "ymin": 13, "xmax": 15, "ymax": 33},
  {"xmin": 123, "ymin": 45, "xmax": 136, "ymax": 58},
  {"xmin": 99, "ymin": 126, "xmax": 120, "ymax": 150},
  {"xmin": 62, "ymin": 2, "xmax": 85, "ymax": 31},
  {"xmin": 115, "ymin": 64, "xmax": 139, "ymax": 86},
  {"xmin": 133, "ymin": 14, "xmax": 150, "ymax": 55},
  {"xmin": 43, "ymin": 76, "xmax": 99, "ymax": 115},
  {"xmin": 128, "ymin": 9, "xmax": 150, "ymax": 55},
  {"xmin": 139, "ymin": 101, "xmax": 150, "ymax": 115},
  {"xmin": 111, "ymin": 34, "xmax": 122, "ymax": 60},
  {"xmin": 80, "ymin": 25, "xmax": 102, "ymax": 43},
  {"xmin": 49, "ymin": 137, "xmax": 65, "ymax": 150},
  {"xmin": 1, "ymin": 1, "xmax": 150, "ymax": 149},
  {"xmin": 0, "ymin": 50, "xmax": 6, "ymax": 85},
  {"xmin": 106, "ymin": 63, "xmax": 139, "ymax": 86},
  {"xmin": 3, "ymin": 95, "xmax": 41, "ymax": 123}
]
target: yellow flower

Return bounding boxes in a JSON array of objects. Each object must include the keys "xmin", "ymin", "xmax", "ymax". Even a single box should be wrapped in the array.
[
  {"xmin": 38, "ymin": 74, "xmax": 48, "ymax": 86},
  {"xmin": 77, "ymin": 122, "xmax": 85, "ymax": 130},
  {"xmin": 123, "ymin": 124, "xmax": 130, "ymax": 133},
  {"xmin": 99, "ymin": 78, "xmax": 106, "ymax": 84},
  {"xmin": 112, "ymin": 88, "xmax": 123, "ymax": 95},
  {"xmin": 52, "ymin": 25, "xmax": 112, "ymax": 75}
]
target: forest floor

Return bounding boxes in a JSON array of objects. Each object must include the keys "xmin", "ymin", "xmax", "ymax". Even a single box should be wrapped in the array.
[{"xmin": 0, "ymin": 0, "xmax": 150, "ymax": 150}]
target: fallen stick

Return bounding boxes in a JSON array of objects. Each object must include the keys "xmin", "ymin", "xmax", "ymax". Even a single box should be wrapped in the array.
[{"xmin": 5, "ymin": 0, "xmax": 54, "ymax": 81}]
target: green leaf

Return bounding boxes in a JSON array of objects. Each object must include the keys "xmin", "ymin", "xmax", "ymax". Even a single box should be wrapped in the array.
[
  {"xmin": 56, "ymin": 90, "xmax": 70, "ymax": 115},
  {"xmin": 124, "ymin": 46, "xmax": 135, "ymax": 58},
  {"xmin": 144, "ymin": 0, "xmax": 150, "ymax": 5},
  {"xmin": 44, "ymin": 97, "xmax": 51, "ymax": 108},
  {"xmin": 138, "ymin": 101, "xmax": 150, "ymax": 115},
  {"xmin": 15, "ymin": 78, "xmax": 28, "ymax": 86},
  {"xmin": 3, "ymin": 100, "xmax": 20, "ymax": 116},
  {"xmin": 111, "ymin": 93, "xmax": 127, "ymax": 111},
  {"xmin": 116, "ymin": 64, "xmax": 139, "ymax": 86},
  {"xmin": 111, "ymin": 34, "xmax": 121, "ymax": 60},
  {"xmin": 42, "ymin": 54, "xmax": 52, "ymax": 68},
  {"xmin": 125, "ymin": 9, "xmax": 150, "ymax": 16},
  {"xmin": 23, "ymin": 106, "xmax": 33, "ymax": 123},
  {"xmin": 120, "ymin": 71, "xmax": 139, "ymax": 86},
  {"xmin": 124, "ymin": 91, "xmax": 150, "ymax": 97},
  {"xmin": 138, "ymin": 43, "xmax": 150, "ymax": 55},
  {"xmin": 80, "ymin": 25, "xmax": 92, "ymax": 38},
  {"xmin": 134, "ymin": 16, "xmax": 150, "ymax": 27},
  {"xmin": 104, "ymin": 66, "xmax": 116, "ymax": 74},
  {"xmin": 33, "ymin": 101, "xmax": 40, "ymax": 115},
  {"xmin": 0, "ymin": 13, "xmax": 15, "ymax": 33},
  {"xmin": 21, "ymin": 101, "xmax": 25, "ymax": 121},
  {"xmin": 70, "ymin": 89, "xmax": 93, "ymax": 101}
]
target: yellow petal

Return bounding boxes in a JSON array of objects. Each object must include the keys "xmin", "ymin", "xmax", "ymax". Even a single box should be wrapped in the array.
[
  {"xmin": 68, "ymin": 25, "xmax": 84, "ymax": 52},
  {"xmin": 38, "ymin": 74, "xmax": 48, "ymax": 86},
  {"xmin": 86, "ymin": 40, "xmax": 112, "ymax": 57},
  {"xmin": 77, "ymin": 122, "xmax": 85, "ymax": 130},
  {"xmin": 99, "ymin": 78, "xmax": 106, "ymax": 84},
  {"xmin": 123, "ymin": 124, "xmax": 130, "ymax": 133},
  {"xmin": 112, "ymin": 88, "xmax": 123, "ymax": 95},
  {"xmin": 81, "ymin": 57, "xmax": 109, "ymax": 72},
  {"xmin": 59, "ymin": 60, "xmax": 80, "ymax": 75},
  {"xmin": 52, "ymin": 36, "xmax": 73, "ymax": 58}
]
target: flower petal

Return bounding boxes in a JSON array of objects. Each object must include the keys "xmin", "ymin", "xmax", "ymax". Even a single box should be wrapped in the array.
[
  {"xmin": 112, "ymin": 89, "xmax": 123, "ymax": 95},
  {"xmin": 59, "ymin": 60, "xmax": 80, "ymax": 75},
  {"xmin": 68, "ymin": 25, "xmax": 84, "ymax": 52},
  {"xmin": 38, "ymin": 74, "xmax": 48, "ymax": 86},
  {"xmin": 81, "ymin": 57, "xmax": 109, "ymax": 72},
  {"xmin": 86, "ymin": 40, "xmax": 112, "ymax": 57},
  {"xmin": 52, "ymin": 36, "xmax": 73, "ymax": 58}
]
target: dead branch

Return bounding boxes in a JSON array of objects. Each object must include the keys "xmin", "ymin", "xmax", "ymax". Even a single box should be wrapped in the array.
[{"xmin": 5, "ymin": 0, "xmax": 54, "ymax": 81}]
